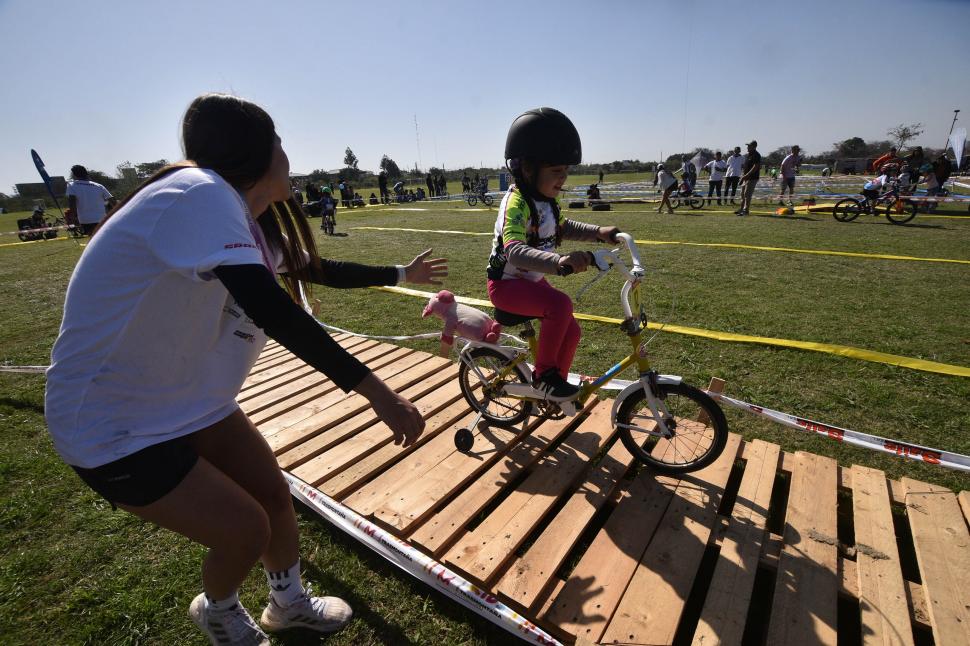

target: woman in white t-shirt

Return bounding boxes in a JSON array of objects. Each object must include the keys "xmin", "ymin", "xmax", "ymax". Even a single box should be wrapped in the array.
[{"xmin": 45, "ymin": 93, "xmax": 447, "ymax": 645}]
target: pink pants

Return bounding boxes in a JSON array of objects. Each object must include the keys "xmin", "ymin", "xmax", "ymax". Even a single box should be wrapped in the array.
[{"xmin": 488, "ymin": 277, "xmax": 581, "ymax": 378}]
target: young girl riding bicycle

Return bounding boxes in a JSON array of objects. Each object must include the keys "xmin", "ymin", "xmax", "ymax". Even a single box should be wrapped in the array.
[{"xmin": 487, "ymin": 108, "xmax": 620, "ymax": 400}]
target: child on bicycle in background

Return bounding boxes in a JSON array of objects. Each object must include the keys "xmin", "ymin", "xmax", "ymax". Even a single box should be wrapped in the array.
[
  {"xmin": 487, "ymin": 108, "xmax": 620, "ymax": 400},
  {"xmin": 319, "ymin": 186, "xmax": 337, "ymax": 230}
]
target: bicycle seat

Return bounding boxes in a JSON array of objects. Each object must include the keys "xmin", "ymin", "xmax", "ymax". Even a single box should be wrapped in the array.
[{"xmin": 494, "ymin": 308, "xmax": 538, "ymax": 326}]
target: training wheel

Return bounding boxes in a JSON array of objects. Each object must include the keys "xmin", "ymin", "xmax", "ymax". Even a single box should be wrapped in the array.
[{"xmin": 454, "ymin": 429, "xmax": 474, "ymax": 453}]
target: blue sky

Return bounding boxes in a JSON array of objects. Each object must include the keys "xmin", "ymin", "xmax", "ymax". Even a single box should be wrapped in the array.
[{"xmin": 1, "ymin": 0, "xmax": 967, "ymax": 192}]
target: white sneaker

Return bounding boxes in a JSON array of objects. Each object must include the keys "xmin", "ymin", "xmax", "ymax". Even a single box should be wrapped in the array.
[
  {"xmin": 189, "ymin": 593, "xmax": 270, "ymax": 646},
  {"xmin": 260, "ymin": 586, "xmax": 353, "ymax": 634}
]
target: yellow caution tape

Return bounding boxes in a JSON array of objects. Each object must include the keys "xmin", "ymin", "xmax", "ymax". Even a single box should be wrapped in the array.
[
  {"xmin": 350, "ymin": 226, "xmax": 970, "ymax": 265},
  {"xmin": 374, "ymin": 285, "xmax": 970, "ymax": 378}
]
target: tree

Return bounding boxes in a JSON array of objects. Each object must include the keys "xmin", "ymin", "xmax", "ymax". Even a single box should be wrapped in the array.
[
  {"xmin": 887, "ymin": 123, "xmax": 924, "ymax": 150},
  {"xmin": 308, "ymin": 169, "xmax": 331, "ymax": 184},
  {"xmin": 87, "ymin": 169, "xmax": 118, "ymax": 190},
  {"xmin": 343, "ymin": 147, "xmax": 359, "ymax": 170},
  {"xmin": 833, "ymin": 137, "xmax": 867, "ymax": 158},
  {"xmin": 764, "ymin": 146, "xmax": 791, "ymax": 166},
  {"xmin": 135, "ymin": 159, "xmax": 169, "ymax": 178},
  {"xmin": 379, "ymin": 155, "xmax": 402, "ymax": 179}
]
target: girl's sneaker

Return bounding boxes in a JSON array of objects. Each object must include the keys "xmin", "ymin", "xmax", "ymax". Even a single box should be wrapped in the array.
[
  {"xmin": 260, "ymin": 587, "xmax": 353, "ymax": 634},
  {"xmin": 188, "ymin": 593, "xmax": 270, "ymax": 646},
  {"xmin": 533, "ymin": 368, "xmax": 580, "ymax": 400}
]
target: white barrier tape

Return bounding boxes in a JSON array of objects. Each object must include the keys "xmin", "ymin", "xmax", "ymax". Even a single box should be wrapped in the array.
[
  {"xmin": 284, "ymin": 472, "xmax": 563, "ymax": 645},
  {"xmin": 707, "ymin": 391, "xmax": 970, "ymax": 472},
  {"xmin": 0, "ymin": 365, "xmax": 47, "ymax": 374}
]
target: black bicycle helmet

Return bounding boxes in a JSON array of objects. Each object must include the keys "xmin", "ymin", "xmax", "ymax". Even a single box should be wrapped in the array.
[{"xmin": 505, "ymin": 108, "xmax": 581, "ymax": 166}]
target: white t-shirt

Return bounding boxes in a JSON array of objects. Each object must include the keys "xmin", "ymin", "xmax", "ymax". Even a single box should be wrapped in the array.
[
  {"xmin": 66, "ymin": 179, "xmax": 113, "ymax": 224},
  {"xmin": 45, "ymin": 167, "xmax": 276, "ymax": 468},
  {"xmin": 725, "ymin": 154, "xmax": 744, "ymax": 178},
  {"xmin": 705, "ymin": 159, "xmax": 727, "ymax": 181},
  {"xmin": 657, "ymin": 169, "xmax": 677, "ymax": 189},
  {"xmin": 780, "ymin": 153, "xmax": 800, "ymax": 179}
]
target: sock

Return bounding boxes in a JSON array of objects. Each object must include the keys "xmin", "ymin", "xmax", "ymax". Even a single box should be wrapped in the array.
[
  {"xmin": 265, "ymin": 560, "xmax": 305, "ymax": 607},
  {"xmin": 205, "ymin": 591, "xmax": 240, "ymax": 614}
]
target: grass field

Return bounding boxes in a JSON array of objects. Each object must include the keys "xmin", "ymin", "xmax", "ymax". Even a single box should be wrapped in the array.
[{"xmin": 1, "ymin": 181, "xmax": 969, "ymax": 645}]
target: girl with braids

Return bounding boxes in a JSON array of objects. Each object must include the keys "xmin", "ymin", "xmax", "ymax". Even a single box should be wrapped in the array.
[
  {"xmin": 45, "ymin": 93, "xmax": 446, "ymax": 645},
  {"xmin": 487, "ymin": 108, "xmax": 620, "ymax": 400}
]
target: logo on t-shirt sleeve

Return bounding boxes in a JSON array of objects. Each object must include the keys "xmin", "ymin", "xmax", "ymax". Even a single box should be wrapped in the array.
[{"xmin": 224, "ymin": 242, "xmax": 258, "ymax": 250}]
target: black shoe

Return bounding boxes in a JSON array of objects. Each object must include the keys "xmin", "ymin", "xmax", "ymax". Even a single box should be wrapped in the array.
[{"xmin": 533, "ymin": 368, "xmax": 579, "ymax": 400}]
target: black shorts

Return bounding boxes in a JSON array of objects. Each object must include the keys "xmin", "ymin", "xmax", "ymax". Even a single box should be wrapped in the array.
[{"xmin": 72, "ymin": 434, "xmax": 199, "ymax": 508}]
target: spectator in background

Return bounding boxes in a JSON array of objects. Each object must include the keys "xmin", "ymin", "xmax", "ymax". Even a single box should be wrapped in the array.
[
  {"xmin": 703, "ymin": 151, "xmax": 727, "ymax": 205},
  {"xmin": 598, "ymin": 168, "xmax": 604, "ymax": 183},
  {"xmin": 933, "ymin": 153, "xmax": 953, "ymax": 188},
  {"xmin": 378, "ymin": 171, "xmax": 389, "ymax": 204},
  {"xmin": 724, "ymin": 146, "xmax": 744, "ymax": 205},
  {"xmin": 425, "ymin": 173, "xmax": 435, "ymax": 198},
  {"xmin": 461, "ymin": 172, "xmax": 471, "ymax": 193},
  {"xmin": 680, "ymin": 157, "xmax": 697, "ymax": 192},
  {"xmin": 66, "ymin": 165, "xmax": 115, "ymax": 237},
  {"xmin": 653, "ymin": 163, "xmax": 677, "ymax": 214},
  {"xmin": 291, "ymin": 183, "xmax": 303, "ymax": 205},
  {"xmin": 369, "ymin": 192, "xmax": 379, "ymax": 205},
  {"xmin": 903, "ymin": 146, "xmax": 925, "ymax": 185},
  {"xmin": 778, "ymin": 145, "xmax": 801, "ymax": 206},
  {"xmin": 305, "ymin": 182, "xmax": 321, "ymax": 202},
  {"xmin": 736, "ymin": 140, "xmax": 761, "ymax": 216},
  {"xmin": 436, "ymin": 173, "xmax": 447, "ymax": 197},
  {"xmin": 871, "ymin": 147, "xmax": 898, "ymax": 174}
]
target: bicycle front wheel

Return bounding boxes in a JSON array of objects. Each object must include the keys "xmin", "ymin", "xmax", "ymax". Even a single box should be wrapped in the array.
[
  {"xmin": 466, "ymin": 195, "xmax": 478, "ymax": 207},
  {"xmin": 833, "ymin": 198, "xmax": 861, "ymax": 222},
  {"xmin": 688, "ymin": 196, "xmax": 704, "ymax": 210},
  {"xmin": 615, "ymin": 382, "xmax": 728, "ymax": 474},
  {"xmin": 458, "ymin": 347, "xmax": 533, "ymax": 427},
  {"xmin": 482, "ymin": 194, "xmax": 494, "ymax": 207},
  {"xmin": 886, "ymin": 199, "xmax": 917, "ymax": 225}
]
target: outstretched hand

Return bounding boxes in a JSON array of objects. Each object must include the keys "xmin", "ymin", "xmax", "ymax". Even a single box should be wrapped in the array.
[
  {"xmin": 598, "ymin": 226, "xmax": 621, "ymax": 243},
  {"xmin": 404, "ymin": 248, "xmax": 448, "ymax": 285}
]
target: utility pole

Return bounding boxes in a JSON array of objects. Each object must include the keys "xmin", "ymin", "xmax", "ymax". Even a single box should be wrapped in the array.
[{"xmin": 414, "ymin": 114, "xmax": 423, "ymax": 172}]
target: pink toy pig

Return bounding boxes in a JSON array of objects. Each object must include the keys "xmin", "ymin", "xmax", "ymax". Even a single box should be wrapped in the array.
[{"xmin": 422, "ymin": 290, "xmax": 502, "ymax": 356}]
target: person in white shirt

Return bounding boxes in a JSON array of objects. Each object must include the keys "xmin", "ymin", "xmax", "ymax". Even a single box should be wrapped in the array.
[
  {"xmin": 724, "ymin": 146, "xmax": 744, "ymax": 204},
  {"xmin": 45, "ymin": 93, "xmax": 447, "ymax": 645},
  {"xmin": 65, "ymin": 165, "xmax": 115, "ymax": 236},
  {"xmin": 652, "ymin": 163, "xmax": 678, "ymax": 213},
  {"xmin": 703, "ymin": 151, "xmax": 728, "ymax": 205},
  {"xmin": 778, "ymin": 145, "xmax": 801, "ymax": 206}
]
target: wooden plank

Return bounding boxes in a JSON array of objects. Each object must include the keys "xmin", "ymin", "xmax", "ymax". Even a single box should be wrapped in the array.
[
  {"xmin": 254, "ymin": 349, "xmax": 431, "ymax": 436},
  {"xmin": 600, "ymin": 433, "xmax": 742, "ymax": 646},
  {"xmin": 279, "ymin": 367, "xmax": 462, "ymax": 471},
  {"xmin": 851, "ymin": 465, "xmax": 915, "ymax": 646},
  {"xmin": 239, "ymin": 337, "xmax": 373, "ymax": 401},
  {"xmin": 318, "ymin": 408, "xmax": 479, "ymax": 498},
  {"xmin": 240, "ymin": 336, "xmax": 372, "ymax": 394},
  {"xmin": 241, "ymin": 342, "xmax": 394, "ymax": 416},
  {"xmin": 443, "ymin": 405, "xmax": 619, "ymax": 585},
  {"xmin": 495, "ymin": 434, "xmax": 636, "ymax": 610},
  {"xmin": 407, "ymin": 403, "xmax": 597, "ymax": 555},
  {"xmin": 901, "ymin": 477, "xmax": 970, "ymax": 645},
  {"xmin": 263, "ymin": 354, "xmax": 450, "ymax": 454},
  {"xmin": 765, "ymin": 451, "xmax": 839, "ymax": 646},
  {"xmin": 541, "ymin": 468, "xmax": 680, "ymax": 642},
  {"xmin": 343, "ymin": 405, "xmax": 544, "ymax": 520},
  {"xmin": 691, "ymin": 438, "xmax": 781, "ymax": 645},
  {"xmin": 959, "ymin": 491, "xmax": 970, "ymax": 527}
]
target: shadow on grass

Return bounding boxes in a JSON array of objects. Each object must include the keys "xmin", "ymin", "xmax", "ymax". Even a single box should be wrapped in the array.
[{"xmin": 0, "ymin": 397, "xmax": 44, "ymax": 414}]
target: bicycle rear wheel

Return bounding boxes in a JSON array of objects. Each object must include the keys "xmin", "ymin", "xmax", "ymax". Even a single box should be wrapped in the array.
[
  {"xmin": 615, "ymin": 382, "xmax": 728, "ymax": 474},
  {"xmin": 458, "ymin": 347, "xmax": 533, "ymax": 427},
  {"xmin": 833, "ymin": 198, "xmax": 861, "ymax": 222}
]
